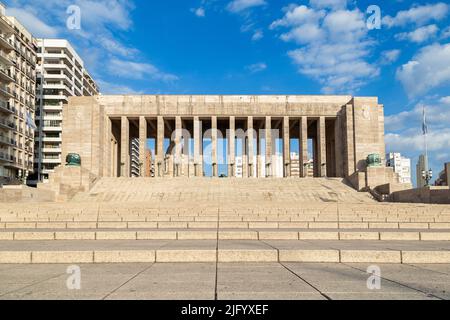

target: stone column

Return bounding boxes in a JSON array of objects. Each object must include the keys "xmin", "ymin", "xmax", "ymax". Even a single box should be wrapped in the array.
[
  {"xmin": 318, "ymin": 116, "xmax": 327, "ymax": 177},
  {"xmin": 139, "ymin": 116, "xmax": 147, "ymax": 177},
  {"xmin": 194, "ymin": 116, "xmax": 202, "ymax": 177},
  {"xmin": 300, "ymin": 117, "xmax": 308, "ymax": 178},
  {"xmin": 175, "ymin": 116, "xmax": 182, "ymax": 177},
  {"xmin": 334, "ymin": 116, "xmax": 343, "ymax": 178},
  {"xmin": 283, "ymin": 116, "xmax": 290, "ymax": 177},
  {"xmin": 106, "ymin": 117, "xmax": 112, "ymax": 177},
  {"xmin": 247, "ymin": 116, "xmax": 254, "ymax": 178},
  {"xmin": 344, "ymin": 104, "xmax": 355, "ymax": 177},
  {"xmin": 157, "ymin": 116, "xmax": 164, "ymax": 177},
  {"xmin": 229, "ymin": 116, "xmax": 235, "ymax": 178},
  {"xmin": 265, "ymin": 116, "xmax": 272, "ymax": 177},
  {"xmin": 120, "ymin": 116, "xmax": 129, "ymax": 177},
  {"xmin": 211, "ymin": 116, "xmax": 218, "ymax": 177},
  {"xmin": 257, "ymin": 127, "xmax": 263, "ymax": 178}
]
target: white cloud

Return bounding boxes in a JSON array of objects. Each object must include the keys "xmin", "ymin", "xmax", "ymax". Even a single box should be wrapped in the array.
[
  {"xmin": 5, "ymin": 8, "xmax": 59, "ymax": 38},
  {"xmin": 280, "ymin": 23, "xmax": 325, "ymax": 44},
  {"xmin": 107, "ymin": 59, "xmax": 178, "ymax": 82},
  {"xmin": 96, "ymin": 79, "xmax": 143, "ymax": 95},
  {"xmin": 396, "ymin": 43, "xmax": 450, "ymax": 98},
  {"xmin": 440, "ymin": 96, "xmax": 450, "ymax": 105},
  {"xmin": 271, "ymin": 5, "xmax": 378, "ymax": 93},
  {"xmin": 246, "ymin": 62, "xmax": 267, "ymax": 73},
  {"xmin": 385, "ymin": 96, "xmax": 450, "ymax": 185},
  {"xmin": 192, "ymin": 7, "xmax": 206, "ymax": 17},
  {"xmin": 309, "ymin": 0, "xmax": 347, "ymax": 10},
  {"xmin": 227, "ymin": 0, "xmax": 266, "ymax": 13},
  {"xmin": 380, "ymin": 49, "xmax": 401, "ymax": 64},
  {"xmin": 396, "ymin": 24, "xmax": 439, "ymax": 43},
  {"xmin": 441, "ymin": 26, "xmax": 450, "ymax": 39},
  {"xmin": 251, "ymin": 30, "xmax": 263, "ymax": 41},
  {"xmin": 383, "ymin": 3, "xmax": 449, "ymax": 28},
  {"xmin": 270, "ymin": 5, "xmax": 325, "ymax": 29}
]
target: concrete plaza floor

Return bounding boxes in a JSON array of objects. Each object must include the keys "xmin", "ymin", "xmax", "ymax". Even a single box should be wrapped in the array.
[{"xmin": 0, "ymin": 262, "xmax": 449, "ymax": 300}]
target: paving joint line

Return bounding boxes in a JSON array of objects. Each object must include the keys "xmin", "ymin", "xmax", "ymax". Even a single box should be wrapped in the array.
[
  {"xmin": 101, "ymin": 263, "xmax": 155, "ymax": 300},
  {"xmin": 343, "ymin": 263, "xmax": 445, "ymax": 300},
  {"xmin": 0, "ymin": 271, "xmax": 67, "ymax": 298},
  {"xmin": 260, "ymin": 240, "xmax": 332, "ymax": 300}
]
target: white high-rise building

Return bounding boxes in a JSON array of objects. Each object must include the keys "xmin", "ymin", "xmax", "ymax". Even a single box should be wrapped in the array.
[
  {"xmin": 0, "ymin": 4, "xmax": 37, "ymax": 184},
  {"xmin": 34, "ymin": 39, "xmax": 99, "ymax": 182},
  {"xmin": 386, "ymin": 152, "xmax": 411, "ymax": 184},
  {"xmin": 130, "ymin": 138, "xmax": 140, "ymax": 177}
]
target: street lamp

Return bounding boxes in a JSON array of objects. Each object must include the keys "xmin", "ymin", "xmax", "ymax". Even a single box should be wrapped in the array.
[{"xmin": 422, "ymin": 169, "xmax": 433, "ymax": 186}]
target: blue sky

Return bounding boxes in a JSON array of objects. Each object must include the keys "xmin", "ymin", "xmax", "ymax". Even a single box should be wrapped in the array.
[{"xmin": 5, "ymin": 0, "xmax": 450, "ymax": 183}]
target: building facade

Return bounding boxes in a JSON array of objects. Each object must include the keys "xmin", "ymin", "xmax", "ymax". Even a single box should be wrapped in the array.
[
  {"xmin": 34, "ymin": 39, "xmax": 99, "ymax": 182},
  {"xmin": 435, "ymin": 163, "xmax": 450, "ymax": 187},
  {"xmin": 386, "ymin": 152, "xmax": 411, "ymax": 184},
  {"xmin": 416, "ymin": 154, "xmax": 428, "ymax": 188},
  {"xmin": 0, "ymin": 5, "xmax": 36, "ymax": 183},
  {"xmin": 59, "ymin": 95, "xmax": 387, "ymax": 183}
]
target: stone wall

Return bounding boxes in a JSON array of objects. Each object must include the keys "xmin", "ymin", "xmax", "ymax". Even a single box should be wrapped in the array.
[
  {"xmin": 0, "ymin": 185, "xmax": 55, "ymax": 203},
  {"xmin": 391, "ymin": 186, "xmax": 450, "ymax": 204}
]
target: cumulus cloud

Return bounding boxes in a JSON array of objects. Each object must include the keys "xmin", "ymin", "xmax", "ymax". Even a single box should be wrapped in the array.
[
  {"xmin": 380, "ymin": 49, "xmax": 401, "ymax": 64},
  {"xmin": 309, "ymin": 0, "xmax": 347, "ymax": 10},
  {"xmin": 396, "ymin": 24, "xmax": 439, "ymax": 43},
  {"xmin": 271, "ymin": 4, "xmax": 378, "ymax": 93},
  {"xmin": 383, "ymin": 3, "xmax": 449, "ymax": 28},
  {"xmin": 251, "ymin": 30, "xmax": 263, "ymax": 41},
  {"xmin": 107, "ymin": 59, "xmax": 179, "ymax": 82},
  {"xmin": 192, "ymin": 7, "xmax": 206, "ymax": 17},
  {"xmin": 6, "ymin": 7, "xmax": 59, "ymax": 38},
  {"xmin": 385, "ymin": 96, "xmax": 450, "ymax": 185},
  {"xmin": 226, "ymin": 0, "xmax": 266, "ymax": 13},
  {"xmin": 396, "ymin": 43, "xmax": 450, "ymax": 98}
]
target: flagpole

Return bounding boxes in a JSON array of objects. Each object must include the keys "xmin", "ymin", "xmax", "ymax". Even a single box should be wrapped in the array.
[{"xmin": 422, "ymin": 105, "xmax": 432, "ymax": 186}]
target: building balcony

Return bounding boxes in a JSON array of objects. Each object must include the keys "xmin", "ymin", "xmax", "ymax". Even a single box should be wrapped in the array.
[
  {"xmin": 0, "ymin": 35, "xmax": 15, "ymax": 51},
  {"xmin": 41, "ymin": 94, "xmax": 68, "ymax": 101},
  {"xmin": 0, "ymin": 51, "xmax": 12, "ymax": 66},
  {"xmin": 0, "ymin": 118, "xmax": 14, "ymax": 130},
  {"xmin": 0, "ymin": 101, "xmax": 14, "ymax": 114},
  {"xmin": 41, "ymin": 158, "xmax": 61, "ymax": 164},
  {"xmin": 0, "ymin": 68, "xmax": 14, "ymax": 83},
  {"xmin": 42, "ymin": 148, "xmax": 62, "ymax": 153},
  {"xmin": 42, "ymin": 126, "xmax": 62, "ymax": 132},
  {"xmin": 38, "ymin": 137, "xmax": 62, "ymax": 142},
  {"xmin": 0, "ymin": 135, "xmax": 14, "ymax": 146},
  {"xmin": 42, "ymin": 105, "xmax": 63, "ymax": 111},
  {"xmin": 0, "ymin": 85, "xmax": 13, "ymax": 98},
  {"xmin": 0, "ymin": 152, "xmax": 12, "ymax": 163}
]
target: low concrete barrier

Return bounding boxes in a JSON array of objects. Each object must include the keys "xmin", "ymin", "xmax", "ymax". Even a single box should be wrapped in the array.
[
  {"xmin": 0, "ymin": 185, "xmax": 55, "ymax": 203},
  {"xmin": 391, "ymin": 186, "xmax": 450, "ymax": 204}
]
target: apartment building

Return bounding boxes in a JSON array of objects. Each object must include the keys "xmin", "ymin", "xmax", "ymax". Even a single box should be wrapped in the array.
[
  {"xmin": 34, "ymin": 39, "xmax": 99, "ymax": 182},
  {"xmin": 387, "ymin": 152, "xmax": 412, "ymax": 184},
  {"xmin": 130, "ymin": 137, "xmax": 140, "ymax": 177},
  {"xmin": 0, "ymin": 4, "xmax": 37, "ymax": 183}
]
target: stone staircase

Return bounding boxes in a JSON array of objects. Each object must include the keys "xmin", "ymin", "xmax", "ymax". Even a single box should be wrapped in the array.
[
  {"xmin": 1, "ymin": 178, "xmax": 450, "ymax": 264},
  {"xmin": 70, "ymin": 177, "xmax": 376, "ymax": 203}
]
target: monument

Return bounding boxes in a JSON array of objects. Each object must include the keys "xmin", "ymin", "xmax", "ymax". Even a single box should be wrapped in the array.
[{"xmin": 46, "ymin": 95, "xmax": 403, "ymax": 197}]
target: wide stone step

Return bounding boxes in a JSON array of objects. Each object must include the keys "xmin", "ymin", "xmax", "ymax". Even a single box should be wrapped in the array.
[
  {"xmin": 1, "ymin": 221, "xmax": 450, "ymax": 230},
  {"xmin": 1, "ymin": 239, "xmax": 450, "ymax": 264},
  {"xmin": 1, "ymin": 229, "xmax": 450, "ymax": 241}
]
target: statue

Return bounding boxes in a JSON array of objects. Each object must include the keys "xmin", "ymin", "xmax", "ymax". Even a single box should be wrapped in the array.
[
  {"xmin": 366, "ymin": 154, "xmax": 382, "ymax": 167},
  {"xmin": 66, "ymin": 153, "xmax": 81, "ymax": 167}
]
